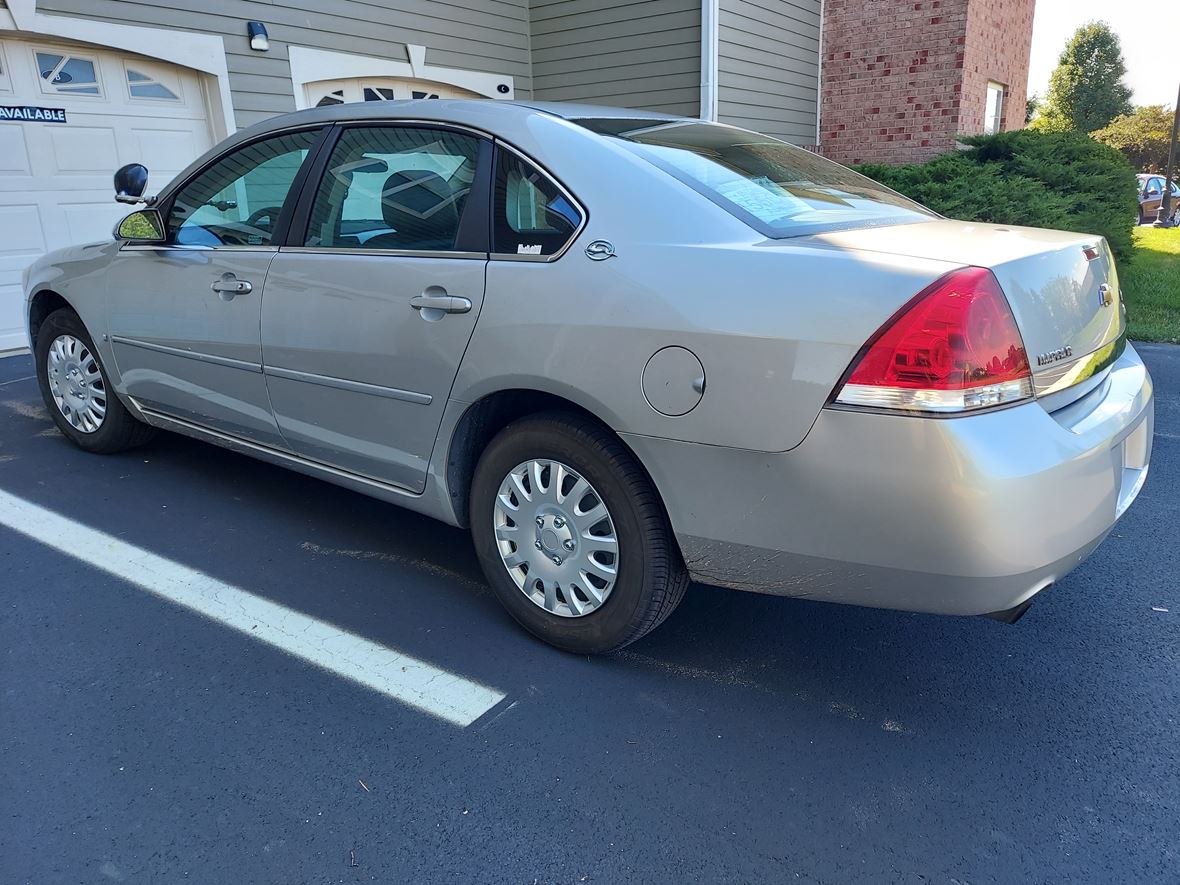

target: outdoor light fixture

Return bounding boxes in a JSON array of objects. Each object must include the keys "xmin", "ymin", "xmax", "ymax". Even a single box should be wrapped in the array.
[{"xmin": 247, "ymin": 22, "xmax": 269, "ymax": 52}]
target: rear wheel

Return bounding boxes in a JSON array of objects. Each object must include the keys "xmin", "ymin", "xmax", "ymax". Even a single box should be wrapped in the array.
[
  {"xmin": 34, "ymin": 308, "xmax": 155, "ymax": 453},
  {"xmin": 470, "ymin": 412, "xmax": 688, "ymax": 653}
]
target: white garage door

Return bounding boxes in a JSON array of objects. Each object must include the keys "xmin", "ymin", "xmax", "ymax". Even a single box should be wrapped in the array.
[{"xmin": 0, "ymin": 39, "xmax": 215, "ymax": 351}]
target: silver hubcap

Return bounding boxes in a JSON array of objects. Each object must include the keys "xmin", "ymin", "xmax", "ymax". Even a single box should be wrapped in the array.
[
  {"xmin": 46, "ymin": 334, "xmax": 107, "ymax": 433},
  {"xmin": 493, "ymin": 459, "xmax": 619, "ymax": 618}
]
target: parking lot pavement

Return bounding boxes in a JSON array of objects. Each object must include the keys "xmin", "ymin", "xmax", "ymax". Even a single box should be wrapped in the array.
[{"xmin": 1, "ymin": 346, "xmax": 1177, "ymax": 884}]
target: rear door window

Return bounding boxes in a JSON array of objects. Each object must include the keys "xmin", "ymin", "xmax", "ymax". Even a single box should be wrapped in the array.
[{"xmin": 303, "ymin": 125, "xmax": 482, "ymax": 252}]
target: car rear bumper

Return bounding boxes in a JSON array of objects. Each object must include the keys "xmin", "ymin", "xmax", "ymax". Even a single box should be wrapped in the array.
[{"xmin": 622, "ymin": 343, "xmax": 1154, "ymax": 617}]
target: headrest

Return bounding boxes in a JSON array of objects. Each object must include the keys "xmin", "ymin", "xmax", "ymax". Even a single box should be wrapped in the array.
[{"xmin": 379, "ymin": 169, "xmax": 460, "ymax": 248}]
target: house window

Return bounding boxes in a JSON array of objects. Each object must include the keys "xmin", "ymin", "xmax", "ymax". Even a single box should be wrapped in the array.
[
  {"xmin": 126, "ymin": 68, "xmax": 179, "ymax": 101},
  {"xmin": 36, "ymin": 51, "xmax": 102, "ymax": 96},
  {"xmin": 984, "ymin": 81, "xmax": 1005, "ymax": 135}
]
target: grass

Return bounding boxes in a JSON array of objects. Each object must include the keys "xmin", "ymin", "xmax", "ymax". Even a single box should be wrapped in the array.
[{"xmin": 1123, "ymin": 227, "xmax": 1180, "ymax": 343}]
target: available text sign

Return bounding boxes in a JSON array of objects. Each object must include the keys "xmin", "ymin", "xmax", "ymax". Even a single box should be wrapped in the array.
[{"xmin": 0, "ymin": 106, "xmax": 68, "ymax": 123}]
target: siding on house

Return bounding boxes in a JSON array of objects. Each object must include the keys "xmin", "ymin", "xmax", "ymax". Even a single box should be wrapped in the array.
[
  {"xmin": 529, "ymin": 0, "xmax": 701, "ymax": 117},
  {"xmin": 36, "ymin": 0, "xmax": 534, "ymax": 128},
  {"xmin": 717, "ymin": 0, "xmax": 821, "ymax": 144}
]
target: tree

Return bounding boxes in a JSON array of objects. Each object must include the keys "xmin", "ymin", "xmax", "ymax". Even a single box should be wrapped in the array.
[
  {"xmin": 1092, "ymin": 106, "xmax": 1176, "ymax": 172},
  {"xmin": 1032, "ymin": 22, "xmax": 1132, "ymax": 134},
  {"xmin": 1025, "ymin": 93, "xmax": 1041, "ymax": 125}
]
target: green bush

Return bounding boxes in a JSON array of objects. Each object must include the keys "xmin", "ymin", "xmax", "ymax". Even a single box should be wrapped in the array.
[{"xmin": 852, "ymin": 130, "xmax": 1139, "ymax": 260}]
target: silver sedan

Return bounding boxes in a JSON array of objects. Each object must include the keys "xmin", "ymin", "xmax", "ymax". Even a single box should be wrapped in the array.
[{"xmin": 23, "ymin": 101, "xmax": 1154, "ymax": 653}]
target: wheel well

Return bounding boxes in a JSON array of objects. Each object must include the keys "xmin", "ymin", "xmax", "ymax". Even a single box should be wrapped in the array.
[
  {"xmin": 27, "ymin": 290, "xmax": 72, "ymax": 350},
  {"xmin": 445, "ymin": 389, "xmax": 660, "ymax": 529}
]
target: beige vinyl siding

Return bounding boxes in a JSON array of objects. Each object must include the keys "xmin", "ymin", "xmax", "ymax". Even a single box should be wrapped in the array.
[
  {"xmin": 529, "ymin": 0, "xmax": 701, "ymax": 117},
  {"xmin": 37, "ymin": 0, "xmax": 533, "ymax": 128},
  {"xmin": 717, "ymin": 0, "xmax": 821, "ymax": 143}
]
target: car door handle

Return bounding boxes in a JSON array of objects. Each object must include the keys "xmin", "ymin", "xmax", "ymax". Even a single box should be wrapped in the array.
[
  {"xmin": 210, "ymin": 274, "xmax": 252, "ymax": 299},
  {"xmin": 410, "ymin": 293, "xmax": 471, "ymax": 314}
]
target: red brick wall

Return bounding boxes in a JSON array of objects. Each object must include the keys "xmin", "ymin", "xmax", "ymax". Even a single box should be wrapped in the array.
[
  {"xmin": 960, "ymin": 0, "xmax": 1035, "ymax": 137},
  {"xmin": 820, "ymin": 0, "xmax": 1033, "ymax": 166}
]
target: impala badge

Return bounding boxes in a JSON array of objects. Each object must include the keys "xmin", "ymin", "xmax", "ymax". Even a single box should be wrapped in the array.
[
  {"xmin": 1036, "ymin": 346, "xmax": 1073, "ymax": 367},
  {"xmin": 1099, "ymin": 284, "xmax": 1113, "ymax": 307},
  {"xmin": 585, "ymin": 240, "xmax": 616, "ymax": 261}
]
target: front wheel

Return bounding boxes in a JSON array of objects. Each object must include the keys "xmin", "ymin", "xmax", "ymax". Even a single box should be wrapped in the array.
[
  {"xmin": 34, "ymin": 308, "xmax": 156, "ymax": 453},
  {"xmin": 470, "ymin": 412, "xmax": 688, "ymax": 654}
]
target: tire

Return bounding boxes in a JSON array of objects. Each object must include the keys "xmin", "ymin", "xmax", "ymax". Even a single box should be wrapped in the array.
[
  {"xmin": 470, "ymin": 411, "xmax": 688, "ymax": 654},
  {"xmin": 35, "ymin": 308, "xmax": 156, "ymax": 454}
]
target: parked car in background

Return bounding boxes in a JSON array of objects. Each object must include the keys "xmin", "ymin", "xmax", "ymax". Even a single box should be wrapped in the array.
[
  {"xmin": 22, "ymin": 101, "xmax": 1153, "ymax": 653},
  {"xmin": 1138, "ymin": 173, "xmax": 1180, "ymax": 224}
]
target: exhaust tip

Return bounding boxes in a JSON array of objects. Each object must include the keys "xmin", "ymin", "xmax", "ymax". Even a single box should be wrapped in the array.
[{"xmin": 982, "ymin": 599, "xmax": 1034, "ymax": 624}]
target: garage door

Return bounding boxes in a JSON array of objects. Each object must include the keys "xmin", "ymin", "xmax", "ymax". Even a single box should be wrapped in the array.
[{"xmin": 0, "ymin": 39, "xmax": 216, "ymax": 351}]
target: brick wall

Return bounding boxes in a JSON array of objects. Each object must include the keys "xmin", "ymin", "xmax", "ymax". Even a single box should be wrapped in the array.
[
  {"xmin": 960, "ymin": 0, "xmax": 1035, "ymax": 137},
  {"xmin": 820, "ymin": 0, "xmax": 1034, "ymax": 165}
]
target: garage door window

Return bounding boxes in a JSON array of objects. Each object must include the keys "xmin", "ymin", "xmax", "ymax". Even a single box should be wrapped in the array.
[
  {"xmin": 126, "ymin": 68, "xmax": 179, "ymax": 101},
  {"xmin": 0, "ymin": 48, "xmax": 10, "ymax": 93},
  {"xmin": 36, "ymin": 51, "xmax": 101, "ymax": 96},
  {"xmin": 167, "ymin": 130, "xmax": 321, "ymax": 247}
]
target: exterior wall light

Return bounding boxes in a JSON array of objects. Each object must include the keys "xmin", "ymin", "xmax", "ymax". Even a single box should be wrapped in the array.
[{"xmin": 247, "ymin": 22, "xmax": 270, "ymax": 52}]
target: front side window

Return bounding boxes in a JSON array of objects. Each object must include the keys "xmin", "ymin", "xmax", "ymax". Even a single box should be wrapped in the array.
[
  {"xmin": 168, "ymin": 129, "xmax": 321, "ymax": 247},
  {"xmin": 492, "ymin": 151, "xmax": 582, "ymax": 257},
  {"xmin": 578, "ymin": 118, "xmax": 933, "ymax": 238},
  {"xmin": 984, "ymin": 82, "xmax": 1005, "ymax": 135},
  {"xmin": 304, "ymin": 126, "xmax": 481, "ymax": 251}
]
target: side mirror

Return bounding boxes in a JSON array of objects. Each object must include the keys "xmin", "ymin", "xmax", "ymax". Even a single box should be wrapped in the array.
[
  {"xmin": 114, "ymin": 163, "xmax": 150, "ymax": 204},
  {"xmin": 115, "ymin": 209, "xmax": 166, "ymax": 243}
]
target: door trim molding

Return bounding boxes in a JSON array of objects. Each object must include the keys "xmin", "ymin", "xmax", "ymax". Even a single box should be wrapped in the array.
[
  {"xmin": 289, "ymin": 45, "xmax": 514, "ymax": 109},
  {"xmin": 111, "ymin": 335, "xmax": 262, "ymax": 373},
  {"xmin": 264, "ymin": 365, "xmax": 432, "ymax": 405},
  {"xmin": 2, "ymin": 0, "xmax": 235, "ymax": 139}
]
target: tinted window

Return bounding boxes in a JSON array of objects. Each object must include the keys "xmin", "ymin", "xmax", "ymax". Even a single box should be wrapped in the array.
[
  {"xmin": 577, "ymin": 118, "xmax": 934, "ymax": 238},
  {"xmin": 492, "ymin": 151, "xmax": 582, "ymax": 257},
  {"xmin": 304, "ymin": 126, "xmax": 481, "ymax": 251},
  {"xmin": 168, "ymin": 130, "xmax": 319, "ymax": 247}
]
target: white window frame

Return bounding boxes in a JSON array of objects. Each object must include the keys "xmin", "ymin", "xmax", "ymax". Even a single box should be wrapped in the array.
[
  {"xmin": 984, "ymin": 81, "xmax": 1006, "ymax": 135},
  {"xmin": 0, "ymin": 42, "xmax": 11, "ymax": 93},
  {"xmin": 288, "ymin": 45, "xmax": 514, "ymax": 110},
  {"xmin": 123, "ymin": 60, "xmax": 183, "ymax": 103},
  {"xmin": 34, "ymin": 46, "xmax": 104, "ymax": 99}
]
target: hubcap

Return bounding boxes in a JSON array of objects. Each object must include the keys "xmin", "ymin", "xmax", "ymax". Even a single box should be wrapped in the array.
[
  {"xmin": 493, "ymin": 459, "xmax": 619, "ymax": 617},
  {"xmin": 46, "ymin": 334, "xmax": 107, "ymax": 434}
]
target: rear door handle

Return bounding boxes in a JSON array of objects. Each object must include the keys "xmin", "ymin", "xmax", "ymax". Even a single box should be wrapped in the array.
[{"xmin": 410, "ymin": 293, "xmax": 472, "ymax": 314}]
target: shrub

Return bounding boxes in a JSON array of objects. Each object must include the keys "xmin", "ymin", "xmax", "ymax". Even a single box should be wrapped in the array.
[
  {"xmin": 852, "ymin": 130, "xmax": 1139, "ymax": 260},
  {"xmin": 1092, "ymin": 105, "xmax": 1175, "ymax": 172}
]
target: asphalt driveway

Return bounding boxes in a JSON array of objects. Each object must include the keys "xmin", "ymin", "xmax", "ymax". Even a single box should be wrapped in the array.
[{"xmin": 1, "ymin": 344, "xmax": 1177, "ymax": 884}]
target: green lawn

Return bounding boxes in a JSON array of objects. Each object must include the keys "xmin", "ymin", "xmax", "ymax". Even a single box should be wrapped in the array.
[{"xmin": 1123, "ymin": 227, "xmax": 1180, "ymax": 343}]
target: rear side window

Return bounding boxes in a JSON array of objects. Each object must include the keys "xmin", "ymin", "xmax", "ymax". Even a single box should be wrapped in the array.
[
  {"xmin": 304, "ymin": 125, "xmax": 482, "ymax": 252},
  {"xmin": 492, "ymin": 150, "xmax": 582, "ymax": 257}
]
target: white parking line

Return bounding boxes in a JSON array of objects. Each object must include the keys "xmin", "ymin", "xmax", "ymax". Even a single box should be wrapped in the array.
[{"xmin": 0, "ymin": 489, "xmax": 505, "ymax": 727}]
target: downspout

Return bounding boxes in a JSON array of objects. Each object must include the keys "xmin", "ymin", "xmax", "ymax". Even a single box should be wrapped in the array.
[
  {"xmin": 815, "ymin": 0, "xmax": 824, "ymax": 147},
  {"xmin": 700, "ymin": 0, "xmax": 719, "ymax": 121}
]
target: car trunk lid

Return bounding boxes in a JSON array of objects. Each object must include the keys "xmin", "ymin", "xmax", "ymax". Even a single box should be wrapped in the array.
[{"xmin": 808, "ymin": 220, "xmax": 1125, "ymax": 401}]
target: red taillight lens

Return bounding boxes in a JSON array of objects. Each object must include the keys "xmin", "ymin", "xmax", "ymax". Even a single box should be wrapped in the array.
[{"xmin": 835, "ymin": 267, "xmax": 1032, "ymax": 413}]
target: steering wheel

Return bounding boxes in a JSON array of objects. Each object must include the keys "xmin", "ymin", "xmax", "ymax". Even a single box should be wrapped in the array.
[{"xmin": 244, "ymin": 206, "xmax": 283, "ymax": 230}]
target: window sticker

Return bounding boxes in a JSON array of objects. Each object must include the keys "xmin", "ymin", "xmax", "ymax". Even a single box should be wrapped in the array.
[{"xmin": 517, "ymin": 244, "xmax": 542, "ymax": 255}]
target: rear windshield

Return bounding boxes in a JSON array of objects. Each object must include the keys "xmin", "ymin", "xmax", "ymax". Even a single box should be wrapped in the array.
[{"xmin": 576, "ymin": 118, "xmax": 936, "ymax": 238}]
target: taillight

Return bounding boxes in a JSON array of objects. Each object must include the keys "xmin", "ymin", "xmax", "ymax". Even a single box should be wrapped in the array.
[{"xmin": 834, "ymin": 266, "xmax": 1032, "ymax": 414}]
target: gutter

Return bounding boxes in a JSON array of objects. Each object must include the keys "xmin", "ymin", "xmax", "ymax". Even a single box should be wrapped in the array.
[{"xmin": 700, "ymin": 0, "xmax": 719, "ymax": 121}]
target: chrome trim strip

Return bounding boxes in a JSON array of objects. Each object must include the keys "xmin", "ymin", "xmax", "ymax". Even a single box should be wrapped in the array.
[
  {"xmin": 279, "ymin": 246, "xmax": 486, "ymax": 260},
  {"xmin": 264, "ymin": 365, "xmax": 432, "ymax": 405},
  {"xmin": 488, "ymin": 139, "xmax": 588, "ymax": 264},
  {"xmin": 119, "ymin": 244, "xmax": 279, "ymax": 253},
  {"xmin": 134, "ymin": 406, "xmax": 421, "ymax": 498},
  {"xmin": 1033, "ymin": 336, "xmax": 1127, "ymax": 398},
  {"xmin": 110, "ymin": 336, "xmax": 262, "ymax": 373}
]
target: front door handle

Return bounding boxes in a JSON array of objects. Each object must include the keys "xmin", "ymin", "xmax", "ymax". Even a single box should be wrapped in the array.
[
  {"xmin": 211, "ymin": 273, "xmax": 253, "ymax": 300},
  {"xmin": 410, "ymin": 293, "xmax": 472, "ymax": 314}
]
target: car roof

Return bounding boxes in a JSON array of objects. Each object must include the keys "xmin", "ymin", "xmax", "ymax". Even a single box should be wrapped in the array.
[{"xmin": 236, "ymin": 99, "xmax": 689, "ymax": 140}]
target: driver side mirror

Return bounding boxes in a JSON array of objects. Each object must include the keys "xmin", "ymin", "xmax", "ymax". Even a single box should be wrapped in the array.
[
  {"xmin": 114, "ymin": 163, "xmax": 150, "ymax": 204},
  {"xmin": 115, "ymin": 209, "xmax": 166, "ymax": 243}
]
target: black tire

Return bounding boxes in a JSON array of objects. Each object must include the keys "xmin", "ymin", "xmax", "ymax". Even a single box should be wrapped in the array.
[
  {"xmin": 470, "ymin": 411, "xmax": 688, "ymax": 654},
  {"xmin": 34, "ymin": 308, "xmax": 156, "ymax": 454}
]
